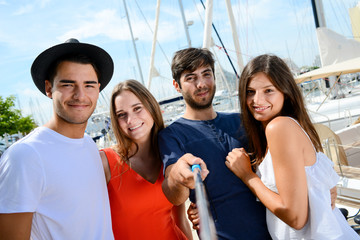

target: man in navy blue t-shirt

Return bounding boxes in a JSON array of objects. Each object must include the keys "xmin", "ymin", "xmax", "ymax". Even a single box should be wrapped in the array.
[{"xmin": 159, "ymin": 48, "xmax": 271, "ymax": 240}]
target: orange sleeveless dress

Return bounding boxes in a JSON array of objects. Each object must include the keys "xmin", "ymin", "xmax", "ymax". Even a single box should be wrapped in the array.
[{"xmin": 101, "ymin": 148, "xmax": 187, "ymax": 240}]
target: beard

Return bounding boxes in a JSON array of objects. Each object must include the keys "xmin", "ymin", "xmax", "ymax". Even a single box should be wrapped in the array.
[{"xmin": 182, "ymin": 85, "xmax": 216, "ymax": 110}]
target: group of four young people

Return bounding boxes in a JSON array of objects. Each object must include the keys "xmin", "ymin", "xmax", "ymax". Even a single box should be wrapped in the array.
[{"xmin": 0, "ymin": 38, "xmax": 357, "ymax": 240}]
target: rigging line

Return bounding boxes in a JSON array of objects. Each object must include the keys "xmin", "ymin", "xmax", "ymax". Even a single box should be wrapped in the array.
[
  {"xmin": 328, "ymin": 1, "xmax": 345, "ymax": 36},
  {"xmin": 199, "ymin": 0, "xmax": 239, "ymax": 79},
  {"xmin": 337, "ymin": 0, "xmax": 353, "ymax": 35},
  {"xmin": 133, "ymin": 0, "xmax": 171, "ymax": 66},
  {"xmin": 215, "ymin": 44, "xmax": 252, "ymax": 61}
]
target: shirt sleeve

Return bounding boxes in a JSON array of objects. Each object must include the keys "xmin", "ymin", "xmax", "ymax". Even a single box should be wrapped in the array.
[
  {"xmin": 158, "ymin": 127, "xmax": 186, "ymax": 174},
  {"xmin": 0, "ymin": 143, "xmax": 45, "ymax": 213}
]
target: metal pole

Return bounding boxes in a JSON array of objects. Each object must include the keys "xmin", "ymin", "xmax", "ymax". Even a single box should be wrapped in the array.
[
  {"xmin": 192, "ymin": 164, "xmax": 218, "ymax": 240},
  {"xmin": 123, "ymin": 0, "xmax": 144, "ymax": 85},
  {"xmin": 179, "ymin": 0, "xmax": 192, "ymax": 48}
]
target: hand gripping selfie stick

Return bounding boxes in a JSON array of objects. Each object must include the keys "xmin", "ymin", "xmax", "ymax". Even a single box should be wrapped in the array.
[{"xmin": 192, "ymin": 164, "xmax": 218, "ymax": 240}]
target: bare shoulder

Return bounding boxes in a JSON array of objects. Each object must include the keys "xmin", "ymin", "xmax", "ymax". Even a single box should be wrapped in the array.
[{"xmin": 265, "ymin": 116, "xmax": 301, "ymax": 137}]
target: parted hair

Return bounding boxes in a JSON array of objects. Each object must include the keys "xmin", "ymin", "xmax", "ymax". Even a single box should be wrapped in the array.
[
  {"xmin": 109, "ymin": 79, "xmax": 164, "ymax": 162},
  {"xmin": 171, "ymin": 47, "xmax": 215, "ymax": 87},
  {"xmin": 238, "ymin": 54, "xmax": 322, "ymax": 166}
]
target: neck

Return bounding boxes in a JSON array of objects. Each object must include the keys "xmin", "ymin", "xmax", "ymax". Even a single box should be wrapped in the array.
[
  {"xmin": 131, "ymin": 137, "xmax": 156, "ymax": 160},
  {"xmin": 44, "ymin": 117, "xmax": 87, "ymax": 139},
  {"xmin": 183, "ymin": 105, "xmax": 217, "ymax": 121}
]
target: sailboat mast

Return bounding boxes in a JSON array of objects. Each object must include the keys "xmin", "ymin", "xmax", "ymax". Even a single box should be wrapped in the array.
[
  {"xmin": 311, "ymin": 0, "xmax": 327, "ymax": 28},
  {"xmin": 122, "ymin": 0, "xmax": 144, "ymax": 85},
  {"xmin": 147, "ymin": 0, "xmax": 161, "ymax": 90},
  {"xmin": 202, "ymin": 0, "xmax": 213, "ymax": 49},
  {"xmin": 179, "ymin": 0, "xmax": 192, "ymax": 48},
  {"xmin": 200, "ymin": 0, "xmax": 239, "ymax": 78},
  {"xmin": 224, "ymin": 0, "xmax": 244, "ymax": 71}
]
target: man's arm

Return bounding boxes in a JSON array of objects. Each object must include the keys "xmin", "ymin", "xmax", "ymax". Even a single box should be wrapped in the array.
[
  {"xmin": 162, "ymin": 153, "xmax": 209, "ymax": 206},
  {"xmin": 0, "ymin": 212, "xmax": 33, "ymax": 240}
]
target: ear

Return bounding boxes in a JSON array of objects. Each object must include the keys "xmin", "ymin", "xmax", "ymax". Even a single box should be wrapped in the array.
[
  {"xmin": 45, "ymin": 80, "xmax": 53, "ymax": 99},
  {"xmin": 173, "ymin": 79, "xmax": 181, "ymax": 93}
]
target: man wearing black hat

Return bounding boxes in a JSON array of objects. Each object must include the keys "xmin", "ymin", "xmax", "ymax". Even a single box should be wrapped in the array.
[{"xmin": 0, "ymin": 39, "xmax": 114, "ymax": 240}]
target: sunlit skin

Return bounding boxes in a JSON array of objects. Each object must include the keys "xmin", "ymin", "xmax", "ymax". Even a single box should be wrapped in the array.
[
  {"xmin": 45, "ymin": 61, "xmax": 100, "ymax": 138},
  {"xmin": 246, "ymin": 72, "xmax": 284, "ymax": 127},
  {"xmin": 173, "ymin": 65, "xmax": 216, "ymax": 120},
  {"xmin": 115, "ymin": 90, "xmax": 154, "ymax": 145}
]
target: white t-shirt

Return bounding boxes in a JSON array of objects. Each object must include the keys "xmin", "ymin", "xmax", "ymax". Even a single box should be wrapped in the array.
[{"xmin": 0, "ymin": 127, "xmax": 114, "ymax": 240}]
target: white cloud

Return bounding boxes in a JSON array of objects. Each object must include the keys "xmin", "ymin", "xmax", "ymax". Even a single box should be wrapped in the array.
[
  {"xmin": 13, "ymin": 4, "xmax": 34, "ymax": 16},
  {"xmin": 59, "ymin": 8, "xmax": 183, "ymax": 44}
]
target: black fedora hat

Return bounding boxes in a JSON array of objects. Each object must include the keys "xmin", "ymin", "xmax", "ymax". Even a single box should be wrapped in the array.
[{"xmin": 31, "ymin": 38, "xmax": 114, "ymax": 95}]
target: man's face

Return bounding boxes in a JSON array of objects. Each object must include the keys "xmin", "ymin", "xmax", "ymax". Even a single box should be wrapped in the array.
[
  {"xmin": 45, "ymin": 61, "xmax": 100, "ymax": 125},
  {"xmin": 174, "ymin": 65, "xmax": 216, "ymax": 110}
]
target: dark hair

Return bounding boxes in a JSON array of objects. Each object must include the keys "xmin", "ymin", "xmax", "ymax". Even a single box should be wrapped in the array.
[
  {"xmin": 110, "ymin": 79, "xmax": 165, "ymax": 162},
  {"xmin": 46, "ymin": 53, "xmax": 100, "ymax": 84},
  {"xmin": 171, "ymin": 48, "xmax": 215, "ymax": 87},
  {"xmin": 238, "ymin": 54, "xmax": 322, "ymax": 166}
]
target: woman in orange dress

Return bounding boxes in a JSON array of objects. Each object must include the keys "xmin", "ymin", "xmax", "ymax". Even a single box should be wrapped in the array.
[{"xmin": 100, "ymin": 79, "xmax": 192, "ymax": 240}]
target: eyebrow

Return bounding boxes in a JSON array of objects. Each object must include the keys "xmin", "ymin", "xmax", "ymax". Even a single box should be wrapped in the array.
[
  {"xmin": 184, "ymin": 68, "xmax": 212, "ymax": 78},
  {"xmin": 115, "ymin": 102, "xmax": 142, "ymax": 114},
  {"xmin": 247, "ymin": 84, "xmax": 275, "ymax": 89},
  {"xmin": 59, "ymin": 79, "xmax": 98, "ymax": 84}
]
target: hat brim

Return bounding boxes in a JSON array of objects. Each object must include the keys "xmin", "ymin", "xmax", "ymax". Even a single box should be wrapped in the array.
[{"xmin": 31, "ymin": 41, "xmax": 114, "ymax": 95}]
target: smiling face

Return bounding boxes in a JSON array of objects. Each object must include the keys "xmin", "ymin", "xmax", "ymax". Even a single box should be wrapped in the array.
[
  {"xmin": 246, "ymin": 72, "xmax": 285, "ymax": 127},
  {"xmin": 45, "ymin": 61, "xmax": 100, "ymax": 126},
  {"xmin": 114, "ymin": 90, "xmax": 154, "ymax": 144},
  {"xmin": 175, "ymin": 65, "xmax": 216, "ymax": 110}
]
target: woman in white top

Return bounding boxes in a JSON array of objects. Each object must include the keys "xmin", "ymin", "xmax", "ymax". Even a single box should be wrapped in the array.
[{"xmin": 225, "ymin": 54, "xmax": 359, "ymax": 239}]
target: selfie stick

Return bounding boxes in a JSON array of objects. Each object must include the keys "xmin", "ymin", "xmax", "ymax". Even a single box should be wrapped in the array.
[{"xmin": 192, "ymin": 164, "xmax": 218, "ymax": 240}]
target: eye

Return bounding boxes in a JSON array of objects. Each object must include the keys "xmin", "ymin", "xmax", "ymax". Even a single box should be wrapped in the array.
[
  {"xmin": 265, "ymin": 88, "xmax": 274, "ymax": 93},
  {"xmin": 117, "ymin": 112, "xmax": 126, "ymax": 119},
  {"xmin": 85, "ymin": 84, "xmax": 95, "ymax": 88},
  {"xmin": 134, "ymin": 106, "xmax": 142, "ymax": 112},
  {"xmin": 246, "ymin": 89, "xmax": 255, "ymax": 96}
]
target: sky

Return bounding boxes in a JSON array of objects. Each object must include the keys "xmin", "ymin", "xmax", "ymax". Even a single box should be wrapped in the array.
[{"xmin": 0, "ymin": 0, "xmax": 358, "ymax": 125}]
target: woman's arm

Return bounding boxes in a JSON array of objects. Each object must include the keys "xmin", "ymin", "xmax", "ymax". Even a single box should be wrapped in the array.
[
  {"xmin": 99, "ymin": 151, "xmax": 111, "ymax": 184},
  {"xmin": 172, "ymin": 203, "xmax": 193, "ymax": 240},
  {"xmin": 226, "ymin": 117, "xmax": 310, "ymax": 230}
]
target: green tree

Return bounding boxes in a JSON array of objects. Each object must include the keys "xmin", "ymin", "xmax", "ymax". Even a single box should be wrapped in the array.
[{"xmin": 0, "ymin": 95, "xmax": 37, "ymax": 137}]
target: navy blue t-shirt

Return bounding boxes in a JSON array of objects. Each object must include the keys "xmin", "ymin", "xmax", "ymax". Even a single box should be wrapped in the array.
[{"xmin": 158, "ymin": 112, "xmax": 271, "ymax": 240}]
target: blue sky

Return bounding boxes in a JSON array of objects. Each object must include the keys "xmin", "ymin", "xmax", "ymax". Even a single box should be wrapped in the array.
[{"xmin": 0, "ymin": 0, "xmax": 357, "ymax": 125}]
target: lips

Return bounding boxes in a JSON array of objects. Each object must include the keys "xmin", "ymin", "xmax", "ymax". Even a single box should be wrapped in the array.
[
  {"xmin": 253, "ymin": 106, "xmax": 269, "ymax": 112},
  {"xmin": 68, "ymin": 101, "xmax": 90, "ymax": 108},
  {"xmin": 196, "ymin": 90, "xmax": 209, "ymax": 97},
  {"xmin": 129, "ymin": 122, "xmax": 143, "ymax": 131}
]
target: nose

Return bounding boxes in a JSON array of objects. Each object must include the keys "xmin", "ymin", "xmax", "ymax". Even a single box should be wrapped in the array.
[
  {"xmin": 197, "ymin": 76, "xmax": 207, "ymax": 89},
  {"xmin": 126, "ymin": 112, "xmax": 134, "ymax": 125},
  {"xmin": 253, "ymin": 91, "xmax": 264, "ymax": 104},
  {"xmin": 73, "ymin": 85, "xmax": 86, "ymax": 100}
]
